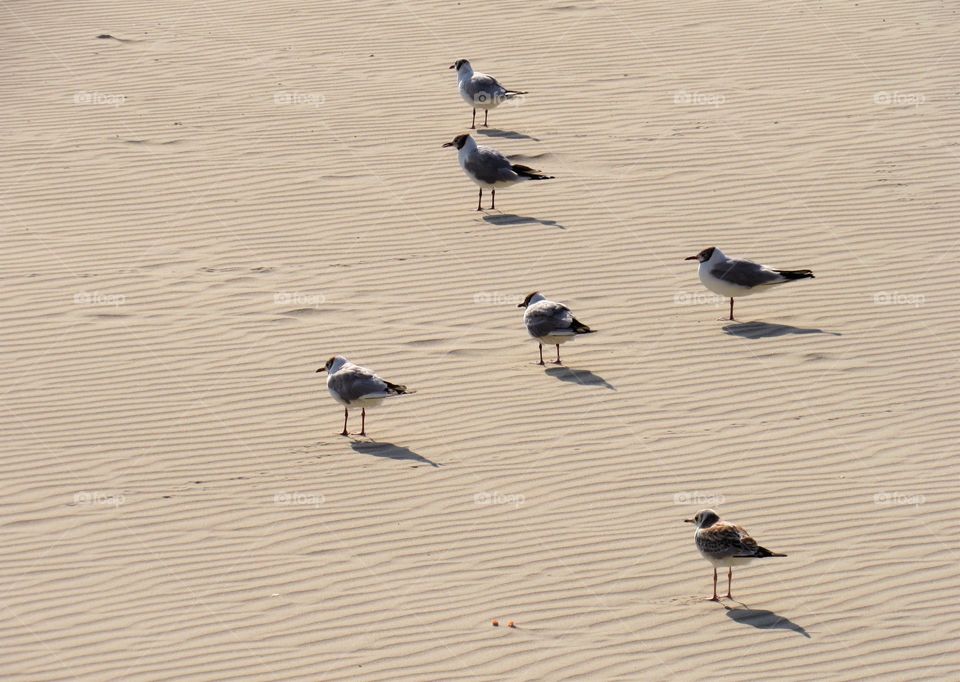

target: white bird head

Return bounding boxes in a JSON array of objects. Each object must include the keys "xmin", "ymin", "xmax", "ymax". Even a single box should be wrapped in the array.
[{"xmin": 684, "ymin": 509, "xmax": 721, "ymax": 528}]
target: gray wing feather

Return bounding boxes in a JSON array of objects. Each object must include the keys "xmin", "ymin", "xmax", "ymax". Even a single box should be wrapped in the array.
[
  {"xmin": 329, "ymin": 366, "xmax": 389, "ymax": 403},
  {"xmin": 465, "ymin": 74, "xmax": 506, "ymax": 99},
  {"xmin": 464, "ymin": 147, "xmax": 516, "ymax": 184},
  {"xmin": 525, "ymin": 301, "xmax": 574, "ymax": 337},
  {"xmin": 711, "ymin": 259, "xmax": 784, "ymax": 287}
]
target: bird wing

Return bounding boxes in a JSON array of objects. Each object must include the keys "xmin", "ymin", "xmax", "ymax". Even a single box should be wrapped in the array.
[
  {"xmin": 464, "ymin": 146, "xmax": 516, "ymax": 184},
  {"xmin": 711, "ymin": 259, "xmax": 785, "ymax": 287},
  {"xmin": 466, "ymin": 73, "xmax": 506, "ymax": 97},
  {"xmin": 328, "ymin": 365, "xmax": 391, "ymax": 403},
  {"xmin": 698, "ymin": 522, "xmax": 761, "ymax": 558},
  {"xmin": 525, "ymin": 301, "xmax": 574, "ymax": 337}
]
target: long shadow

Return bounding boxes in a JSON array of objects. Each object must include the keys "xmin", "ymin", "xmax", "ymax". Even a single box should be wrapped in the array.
[
  {"xmin": 545, "ymin": 366, "xmax": 615, "ymax": 390},
  {"xmin": 722, "ymin": 321, "xmax": 842, "ymax": 339},
  {"xmin": 482, "ymin": 213, "xmax": 564, "ymax": 229},
  {"xmin": 476, "ymin": 128, "xmax": 540, "ymax": 141},
  {"xmin": 725, "ymin": 607, "xmax": 810, "ymax": 638},
  {"xmin": 349, "ymin": 440, "xmax": 440, "ymax": 467}
]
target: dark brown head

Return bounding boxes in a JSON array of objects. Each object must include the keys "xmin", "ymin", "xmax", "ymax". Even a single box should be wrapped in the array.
[
  {"xmin": 442, "ymin": 133, "xmax": 470, "ymax": 150},
  {"xmin": 517, "ymin": 291, "xmax": 542, "ymax": 308},
  {"xmin": 315, "ymin": 356, "xmax": 337, "ymax": 373},
  {"xmin": 685, "ymin": 246, "xmax": 716, "ymax": 263},
  {"xmin": 449, "ymin": 59, "xmax": 470, "ymax": 71}
]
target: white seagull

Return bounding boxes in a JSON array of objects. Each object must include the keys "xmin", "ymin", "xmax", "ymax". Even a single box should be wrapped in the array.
[
  {"xmin": 443, "ymin": 133, "xmax": 553, "ymax": 211},
  {"xmin": 685, "ymin": 509, "xmax": 787, "ymax": 602},
  {"xmin": 450, "ymin": 59, "xmax": 527, "ymax": 129},
  {"xmin": 685, "ymin": 246, "xmax": 815, "ymax": 320},
  {"xmin": 316, "ymin": 355, "xmax": 411, "ymax": 437},
  {"xmin": 517, "ymin": 292, "xmax": 595, "ymax": 365}
]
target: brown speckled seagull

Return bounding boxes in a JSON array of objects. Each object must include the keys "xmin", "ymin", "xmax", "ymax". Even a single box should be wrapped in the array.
[{"xmin": 685, "ymin": 509, "xmax": 787, "ymax": 601}]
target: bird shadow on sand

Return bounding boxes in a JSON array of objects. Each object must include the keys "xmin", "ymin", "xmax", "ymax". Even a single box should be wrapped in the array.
[
  {"xmin": 482, "ymin": 213, "xmax": 564, "ymax": 229},
  {"xmin": 545, "ymin": 366, "xmax": 615, "ymax": 390},
  {"xmin": 349, "ymin": 441, "xmax": 440, "ymax": 467},
  {"xmin": 724, "ymin": 606, "xmax": 811, "ymax": 638},
  {"xmin": 476, "ymin": 128, "xmax": 540, "ymax": 142},
  {"xmin": 722, "ymin": 321, "xmax": 842, "ymax": 339}
]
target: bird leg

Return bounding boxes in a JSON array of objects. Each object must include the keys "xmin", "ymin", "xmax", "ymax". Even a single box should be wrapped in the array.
[
  {"xmin": 352, "ymin": 407, "xmax": 367, "ymax": 437},
  {"xmin": 483, "ymin": 109, "xmax": 489, "ymax": 127},
  {"xmin": 726, "ymin": 567, "xmax": 733, "ymax": 599},
  {"xmin": 537, "ymin": 343, "xmax": 545, "ymax": 366},
  {"xmin": 340, "ymin": 407, "xmax": 349, "ymax": 436},
  {"xmin": 477, "ymin": 188, "xmax": 483, "ymax": 211},
  {"xmin": 490, "ymin": 188, "xmax": 496, "ymax": 210},
  {"xmin": 551, "ymin": 344, "xmax": 563, "ymax": 365},
  {"xmin": 710, "ymin": 567, "xmax": 720, "ymax": 601},
  {"xmin": 471, "ymin": 108, "xmax": 476, "ymax": 129},
  {"xmin": 729, "ymin": 298, "xmax": 735, "ymax": 321}
]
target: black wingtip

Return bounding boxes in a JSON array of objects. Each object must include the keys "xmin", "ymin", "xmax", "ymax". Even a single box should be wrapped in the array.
[{"xmin": 776, "ymin": 269, "xmax": 815, "ymax": 280}]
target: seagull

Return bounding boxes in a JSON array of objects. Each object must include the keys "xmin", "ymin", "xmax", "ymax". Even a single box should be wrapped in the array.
[
  {"xmin": 685, "ymin": 509, "xmax": 787, "ymax": 602},
  {"xmin": 315, "ymin": 356, "xmax": 411, "ymax": 437},
  {"xmin": 450, "ymin": 59, "xmax": 527, "ymax": 129},
  {"xmin": 517, "ymin": 292, "xmax": 595, "ymax": 365},
  {"xmin": 443, "ymin": 134, "xmax": 553, "ymax": 211},
  {"xmin": 685, "ymin": 246, "xmax": 815, "ymax": 320}
]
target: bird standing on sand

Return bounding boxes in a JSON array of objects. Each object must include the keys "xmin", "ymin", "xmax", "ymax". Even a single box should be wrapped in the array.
[
  {"xmin": 685, "ymin": 509, "xmax": 787, "ymax": 601},
  {"xmin": 443, "ymin": 133, "xmax": 553, "ymax": 211},
  {"xmin": 450, "ymin": 59, "xmax": 527, "ymax": 129},
  {"xmin": 316, "ymin": 356, "xmax": 411, "ymax": 437},
  {"xmin": 685, "ymin": 246, "xmax": 815, "ymax": 320},
  {"xmin": 518, "ymin": 292, "xmax": 595, "ymax": 365}
]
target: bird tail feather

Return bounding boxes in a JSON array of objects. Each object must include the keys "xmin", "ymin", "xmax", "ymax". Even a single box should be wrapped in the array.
[{"xmin": 511, "ymin": 163, "xmax": 554, "ymax": 181}]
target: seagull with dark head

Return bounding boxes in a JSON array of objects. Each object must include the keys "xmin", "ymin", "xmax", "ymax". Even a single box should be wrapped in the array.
[
  {"xmin": 685, "ymin": 509, "xmax": 787, "ymax": 602},
  {"xmin": 517, "ymin": 292, "xmax": 595, "ymax": 365},
  {"xmin": 450, "ymin": 59, "xmax": 527, "ymax": 129},
  {"xmin": 316, "ymin": 356, "xmax": 411, "ymax": 437},
  {"xmin": 685, "ymin": 246, "xmax": 814, "ymax": 320},
  {"xmin": 443, "ymin": 133, "xmax": 553, "ymax": 211}
]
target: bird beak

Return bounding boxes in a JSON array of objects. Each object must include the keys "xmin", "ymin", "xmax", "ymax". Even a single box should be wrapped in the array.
[
  {"xmin": 449, "ymin": 63, "xmax": 455, "ymax": 69},
  {"xmin": 315, "ymin": 368, "xmax": 325, "ymax": 373},
  {"xmin": 442, "ymin": 141, "xmax": 454, "ymax": 148},
  {"xmin": 684, "ymin": 256, "xmax": 698, "ymax": 261},
  {"xmin": 684, "ymin": 518, "xmax": 694, "ymax": 523},
  {"xmin": 517, "ymin": 302, "xmax": 525, "ymax": 308}
]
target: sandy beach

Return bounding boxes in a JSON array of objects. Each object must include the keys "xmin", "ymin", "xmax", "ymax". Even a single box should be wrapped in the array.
[{"xmin": 2, "ymin": 0, "xmax": 959, "ymax": 679}]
